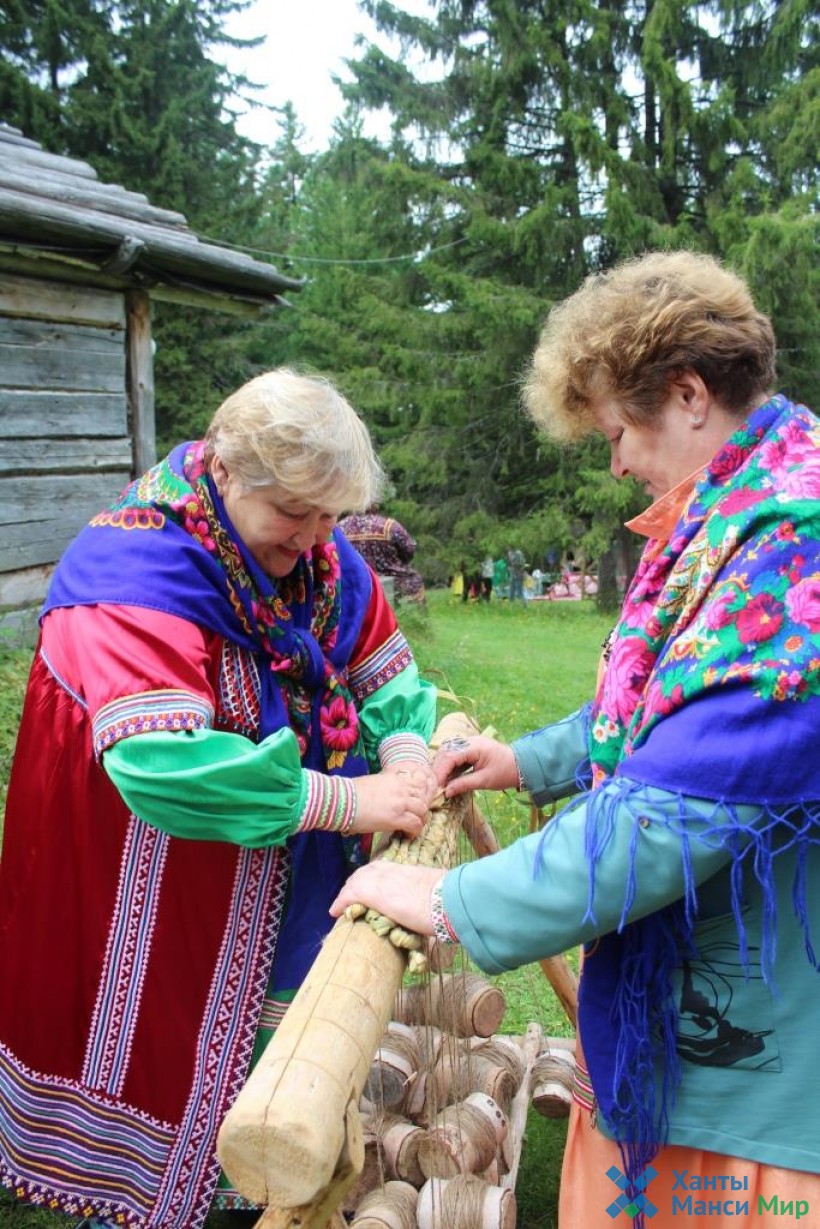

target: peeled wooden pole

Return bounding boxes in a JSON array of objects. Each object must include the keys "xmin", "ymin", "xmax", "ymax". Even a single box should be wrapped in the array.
[
  {"xmin": 218, "ymin": 713, "xmax": 473, "ymax": 1213},
  {"xmin": 217, "ymin": 914, "xmax": 406, "ymax": 1208},
  {"xmin": 538, "ymin": 956, "xmax": 578, "ymax": 1028}
]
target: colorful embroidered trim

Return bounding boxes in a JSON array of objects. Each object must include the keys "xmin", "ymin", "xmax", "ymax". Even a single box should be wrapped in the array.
[
  {"xmin": 512, "ymin": 749, "xmax": 527, "ymax": 793},
  {"xmin": 257, "ymin": 994, "xmax": 291, "ymax": 1033},
  {"xmin": 0, "ymin": 1039, "xmax": 174, "ymax": 1226},
  {"xmin": 378, "ymin": 732, "xmax": 431, "ymax": 768},
  {"xmin": 430, "ymin": 877, "xmax": 459, "ymax": 945},
  {"xmin": 571, "ymin": 1055, "xmax": 595, "ymax": 1112},
  {"xmin": 348, "ymin": 628, "xmax": 414, "ymax": 700},
  {"xmin": 215, "ymin": 642, "xmax": 261, "ymax": 739},
  {"xmin": 298, "ymin": 769, "xmax": 357, "ymax": 834},
  {"xmin": 92, "ymin": 690, "xmax": 214, "ymax": 759},
  {"xmin": 82, "ymin": 819, "xmax": 169, "ymax": 1097}
]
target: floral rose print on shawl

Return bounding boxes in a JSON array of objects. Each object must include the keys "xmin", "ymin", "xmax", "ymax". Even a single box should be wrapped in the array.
[{"xmin": 787, "ymin": 578, "xmax": 820, "ymax": 632}]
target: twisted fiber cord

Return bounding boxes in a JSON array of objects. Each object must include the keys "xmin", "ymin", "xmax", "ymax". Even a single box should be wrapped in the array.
[
  {"xmin": 351, "ymin": 1178, "xmax": 419, "ymax": 1229},
  {"xmin": 344, "ymin": 801, "xmax": 464, "ymax": 973},
  {"xmin": 397, "ymin": 972, "xmax": 500, "ymax": 1036},
  {"xmin": 427, "ymin": 1101, "xmax": 501, "ymax": 1173},
  {"xmin": 531, "ymin": 1048, "xmax": 575, "ymax": 1091},
  {"xmin": 464, "ymin": 1037, "xmax": 527, "ymax": 1090},
  {"xmin": 424, "ymin": 1175, "xmax": 507, "ymax": 1229}
]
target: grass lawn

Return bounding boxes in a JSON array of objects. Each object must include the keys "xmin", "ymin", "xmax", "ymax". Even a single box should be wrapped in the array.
[{"xmin": 0, "ymin": 589, "xmax": 611, "ymax": 1229}]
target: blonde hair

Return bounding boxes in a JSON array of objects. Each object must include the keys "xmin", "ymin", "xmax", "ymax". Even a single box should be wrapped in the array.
[
  {"xmin": 523, "ymin": 250, "xmax": 776, "ymax": 441},
  {"xmin": 204, "ymin": 368, "xmax": 384, "ymax": 509}
]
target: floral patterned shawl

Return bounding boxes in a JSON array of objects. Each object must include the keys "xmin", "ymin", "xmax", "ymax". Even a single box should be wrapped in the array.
[
  {"xmin": 44, "ymin": 440, "xmax": 371, "ymax": 774},
  {"xmin": 554, "ymin": 395, "xmax": 820, "ymax": 1183}
]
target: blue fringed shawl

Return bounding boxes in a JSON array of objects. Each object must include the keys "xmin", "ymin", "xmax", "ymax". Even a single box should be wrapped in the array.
[{"xmin": 540, "ymin": 396, "xmax": 820, "ymax": 1189}]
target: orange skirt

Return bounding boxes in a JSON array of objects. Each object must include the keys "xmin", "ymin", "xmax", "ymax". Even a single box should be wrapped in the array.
[{"xmin": 559, "ymin": 1099, "xmax": 820, "ymax": 1227}]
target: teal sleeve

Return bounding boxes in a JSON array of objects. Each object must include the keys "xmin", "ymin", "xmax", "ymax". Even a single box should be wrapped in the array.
[
  {"xmin": 103, "ymin": 726, "xmax": 307, "ymax": 848},
  {"xmin": 511, "ymin": 706, "xmax": 590, "ymax": 805},
  {"xmin": 357, "ymin": 666, "xmax": 437, "ymax": 768},
  {"xmin": 442, "ymin": 781, "xmax": 763, "ymax": 974}
]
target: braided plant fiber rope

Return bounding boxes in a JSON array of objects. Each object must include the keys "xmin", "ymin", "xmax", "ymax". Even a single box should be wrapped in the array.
[{"xmin": 344, "ymin": 797, "xmax": 464, "ymax": 973}]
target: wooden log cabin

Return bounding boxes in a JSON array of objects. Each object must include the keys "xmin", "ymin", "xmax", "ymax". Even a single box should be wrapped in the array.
[{"xmin": 0, "ymin": 122, "xmax": 302, "ymax": 644}]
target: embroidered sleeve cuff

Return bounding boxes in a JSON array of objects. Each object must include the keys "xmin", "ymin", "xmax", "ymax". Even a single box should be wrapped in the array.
[
  {"xmin": 512, "ymin": 747, "xmax": 528, "ymax": 794},
  {"xmin": 378, "ymin": 732, "xmax": 431, "ymax": 768},
  {"xmin": 431, "ymin": 875, "xmax": 460, "ymax": 945},
  {"xmin": 297, "ymin": 769, "xmax": 357, "ymax": 834}
]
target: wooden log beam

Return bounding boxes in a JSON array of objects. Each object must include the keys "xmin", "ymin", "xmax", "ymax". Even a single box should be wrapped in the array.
[
  {"xmin": 217, "ymin": 914, "xmax": 406, "ymax": 1208},
  {"xmin": 251, "ymin": 1098, "xmax": 364, "ymax": 1229}
]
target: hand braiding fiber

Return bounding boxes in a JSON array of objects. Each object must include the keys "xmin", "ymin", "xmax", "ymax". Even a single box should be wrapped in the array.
[{"xmin": 344, "ymin": 794, "xmax": 463, "ymax": 974}]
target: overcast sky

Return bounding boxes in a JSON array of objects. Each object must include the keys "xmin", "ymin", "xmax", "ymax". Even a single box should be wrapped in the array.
[{"xmin": 222, "ymin": 0, "xmax": 431, "ymax": 151}]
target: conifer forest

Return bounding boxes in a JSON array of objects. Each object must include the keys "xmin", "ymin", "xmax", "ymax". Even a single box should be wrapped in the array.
[{"xmin": 2, "ymin": 0, "xmax": 817, "ymax": 588}]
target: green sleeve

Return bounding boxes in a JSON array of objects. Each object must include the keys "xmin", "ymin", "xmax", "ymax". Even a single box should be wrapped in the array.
[
  {"xmin": 442, "ymin": 781, "xmax": 763, "ymax": 974},
  {"xmin": 511, "ymin": 706, "xmax": 591, "ymax": 805},
  {"xmin": 357, "ymin": 665, "xmax": 437, "ymax": 769},
  {"xmin": 103, "ymin": 726, "xmax": 307, "ymax": 848}
]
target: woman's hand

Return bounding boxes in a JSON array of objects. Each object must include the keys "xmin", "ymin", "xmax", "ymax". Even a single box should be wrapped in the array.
[
  {"xmin": 330, "ymin": 862, "xmax": 441, "ymax": 935},
  {"xmin": 433, "ymin": 735, "xmax": 518, "ymax": 797},
  {"xmin": 348, "ymin": 768, "xmax": 433, "ymax": 838},
  {"xmin": 383, "ymin": 758, "xmax": 438, "ymax": 804}
]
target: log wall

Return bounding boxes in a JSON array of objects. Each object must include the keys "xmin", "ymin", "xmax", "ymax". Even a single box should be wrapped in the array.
[{"xmin": 0, "ymin": 273, "xmax": 134, "ymax": 639}]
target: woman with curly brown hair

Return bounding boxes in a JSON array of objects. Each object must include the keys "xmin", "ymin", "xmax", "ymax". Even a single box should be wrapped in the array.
[{"xmin": 333, "ymin": 252, "xmax": 820, "ymax": 1227}]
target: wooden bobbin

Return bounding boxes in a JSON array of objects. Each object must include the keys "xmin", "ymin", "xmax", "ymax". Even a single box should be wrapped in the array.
[
  {"xmin": 464, "ymin": 1092, "xmax": 509, "ymax": 1145},
  {"xmin": 403, "ymin": 1030, "xmax": 453, "ymax": 1124},
  {"xmin": 427, "ymin": 940, "xmax": 458, "ymax": 973},
  {"xmin": 465, "ymin": 1090, "xmax": 512, "ymax": 1174},
  {"xmin": 417, "ymin": 1176, "xmax": 517, "ymax": 1229},
  {"xmin": 455, "ymin": 1055, "xmax": 518, "ymax": 1111},
  {"xmin": 381, "ymin": 1119, "xmax": 426, "ymax": 1186},
  {"xmin": 403, "ymin": 1060, "xmax": 454, "ymax": 1127},
  {"xmin": 365, "ymin": 1022, "xmax": 420, "ymax": 1110},
  {"xmin": 468, "ymin": 1035, "xmax": 527, "ymax": 1091},
  {"xmin": 531, "ymin": 1047, "xmax": 576, "ymax": 1119},
  {"xmin": 395, "ymin": 973, "xmax": 506, "ymax": 1038},
  {"xmin": 417, "ymin": 1094, "xmax": 506, "ymax": 1179},
  {"xmin": 350, "ymin": 1179, "xmax": 419, "ymax": 1229}
]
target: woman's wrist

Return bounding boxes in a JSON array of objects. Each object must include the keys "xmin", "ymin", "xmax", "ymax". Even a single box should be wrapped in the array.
[
  {"xmin": 430, "ymin": 874, "xmax": 460, "ymax": 944},
  {"xmin": 511, "ymin": 748, "xmax": 528, "ymax": 793}
]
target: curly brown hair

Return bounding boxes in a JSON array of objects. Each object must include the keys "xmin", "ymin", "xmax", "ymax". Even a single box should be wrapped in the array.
[{"xmin": 523, "ymin": 251, "xmax": 776, "ymax": 441}]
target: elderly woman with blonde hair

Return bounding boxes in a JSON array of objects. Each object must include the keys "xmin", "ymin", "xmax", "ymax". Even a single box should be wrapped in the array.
[
  {"xmin": 0, "ymin": 368, "xmax": 437, "ymax": 1229},
  {"xmin": 333, "ymin": 252, "xmax": 820, "ymax": 1226}
]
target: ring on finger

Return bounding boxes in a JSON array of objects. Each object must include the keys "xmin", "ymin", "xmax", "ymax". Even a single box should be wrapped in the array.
[{"xmin": 441, "ymin": 736, "xmax": 470, "ymax": 752}]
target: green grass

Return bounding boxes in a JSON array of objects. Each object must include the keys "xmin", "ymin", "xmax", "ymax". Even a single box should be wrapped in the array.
[
  {"xmin": 0, "ymin": 591, "xmax": 610, "ymax": 1229},
  {"xmin": 0, "ymin": 645, "xmax": 31, "ymax": 826}
]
